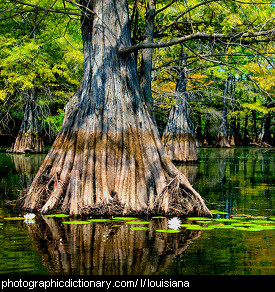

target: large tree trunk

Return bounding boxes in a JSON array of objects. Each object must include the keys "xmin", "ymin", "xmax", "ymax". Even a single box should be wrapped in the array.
[
  {"xmin": 162, "ymin": 61, "xmax": 198, "ymax": 162},
  {"xmin": 9, "ymin": 89, "xmax": 44, "ymax": 154},
  {"xmin": 16, "ymin": 0, "xmax": 211, "ymax": 217}
]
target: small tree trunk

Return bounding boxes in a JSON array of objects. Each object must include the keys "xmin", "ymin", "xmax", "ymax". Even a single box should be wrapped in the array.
[
  {"xmin": 17, "ymin": 0, "xmax": 211, "ymax": 217},
  {"xmin": 252, "ymin": 109, "xmax": 258, "ymax": 143},
  {"xmin": 162, "ymin": 61, "xmax": 198, "ymax": 162},
  {"xmin": 139, "ymin": 0, "xmax": 156, "ymax": 111},
  {"xmin": 9, "ymin": 89, "xmax": 44, "ymax": 154},
  {"xmin": 203, "ymin": 119, "xmax": 211, "ymax": 145},
  {"xmin": 243, "ymin": 114, "xmax": 250, "ymax": 145},
  {"xmin": 216, "ymin": 78, "xmax": 230, "ymax": 148},
  {"xmin": 258, "ymin": 113, "xmax": 272, "ymax": 146}
]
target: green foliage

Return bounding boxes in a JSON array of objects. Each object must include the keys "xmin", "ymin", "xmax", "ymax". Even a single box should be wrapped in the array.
[{"xmin": 43, "ymin": 109, "xmax": 65, "ymax": 133}]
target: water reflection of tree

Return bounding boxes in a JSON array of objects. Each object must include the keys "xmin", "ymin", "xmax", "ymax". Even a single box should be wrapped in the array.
[
  {"xmin": 8, "ymin": 154, "xmax": 45, "ymax": 189},
  {"xmin": 176, "ymin": 164, "xmax": 198, "ymax": 185},
  {"xmin": 26, "ymin": 217, "xmax": 201, "ymax": 275}
]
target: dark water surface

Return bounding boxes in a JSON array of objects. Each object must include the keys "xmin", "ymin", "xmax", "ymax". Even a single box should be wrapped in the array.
[{"xmin": 0, "ymin": 147, "xmax": 274, "ymax": 275}]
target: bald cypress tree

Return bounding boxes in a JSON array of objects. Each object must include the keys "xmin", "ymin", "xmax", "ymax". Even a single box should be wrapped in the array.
[{"xmin": 17, "ymin": 0, "xmax": 211, "ymax": 217}]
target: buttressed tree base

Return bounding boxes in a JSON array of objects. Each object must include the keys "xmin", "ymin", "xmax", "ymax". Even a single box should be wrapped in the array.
[
  {"xmin": 17, "ymin": 0, "xmax": 211, "ymax": 217},
  {"xmin": 9, "ymin": 91, "xmax": 44, "ymax": 154}
]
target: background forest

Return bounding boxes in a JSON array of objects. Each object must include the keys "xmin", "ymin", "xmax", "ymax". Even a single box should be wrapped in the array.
[{"xmin": 0, "ymin": 0, "xmax": 274, "ymax": 148}]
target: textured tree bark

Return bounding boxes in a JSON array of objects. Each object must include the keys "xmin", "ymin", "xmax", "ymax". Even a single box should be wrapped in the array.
[
  {"xmin": 8, "ymin": 89, "xmax": 44, "ymax": 154},
  {"xmin": 162, "ymin": 63, "xmax": 198, "ymax": 162},
  {"xmin": 17, "ymin": 0, "xmax": 211, "ymax": 217}
]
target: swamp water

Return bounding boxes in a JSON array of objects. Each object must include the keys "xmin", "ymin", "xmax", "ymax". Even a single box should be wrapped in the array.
[{"xmin": 0, "ymin": 147, "xmax": 274, "ymax": 275}]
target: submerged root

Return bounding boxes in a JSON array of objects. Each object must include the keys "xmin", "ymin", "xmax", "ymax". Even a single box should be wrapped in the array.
[{"xmin": 155, "ymin": 175, "xmax": 212, "ymax": 217}]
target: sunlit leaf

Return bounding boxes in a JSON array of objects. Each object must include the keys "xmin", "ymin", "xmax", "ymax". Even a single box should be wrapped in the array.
[
  {"xmin": 45, "ymin": 214, "xmax": 70, "ymax": 218},
  {"xmin": 63, "ymin": 221, "xmax": 90, "ymax": 225},
  {"xmin": 187, "ymin": 217, "xmax": 213, "ymax": 221},
  {"xmin": 89, "ymin": 219, "xmax": 110, "ymax": 222},
  {"xmin": 4, "ymin": 217, "xmax": 25, "ymax": 220},
  {"xmin": 156, "ymin": 229, "xmax": 180, "ymax": 233},
  {"xmin": 126, "ymin": 221, "xmax": 150, "ymax": 225},
  {"xmin": 112, "ymin": 217, "xmax": 138, "ymax": 221},
  {"xmin": 130, "ymin": 227, "xmax": 149, "ymax": 231}
]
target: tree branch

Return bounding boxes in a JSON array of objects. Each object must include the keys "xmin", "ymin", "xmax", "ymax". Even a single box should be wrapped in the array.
[
  {"xmin": 119, "ymin": 29, "xmax": 275, "ymax": 55},
  {"xmin": 2, "ymin": 0, "xmax": 83, "ymax": 17}
]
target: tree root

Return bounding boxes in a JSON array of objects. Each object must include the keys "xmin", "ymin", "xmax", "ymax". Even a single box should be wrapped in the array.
[{"xmin": 155, "ymin": 175, "xmax": 212, "ymax": 217}]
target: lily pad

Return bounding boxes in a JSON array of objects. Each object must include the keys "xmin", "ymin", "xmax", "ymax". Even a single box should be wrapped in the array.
[
  {"xmin": 130, "ymin": 227, "xmax": 149, "ymax": 231},
  {"xmin": 210, "ymin": 210, "xmax": 227, "ymax": 214},
  {"xmin": 156, "ymin": 229, "xmax": 180, "ymax": 233},
  {"xmin": 187, "ymin": 217, "xmax": 213, "ymax": 221},
  {"xmin": 260, "ymin": 225, "xmax": 275, "ymax": 230},
  {"xmin": 212, "ymin": 225, "xmax": 234, "ymax": 229},
  {"xmin": 185, "ymin": 225, "xmax": 210, "ymax": 230},
  {"xmin": 126, "ymin": 221, "xmax": 150, "ymax": 224},
  {"xmin": 250, "ymin": 220, "xmax": 274, "ymax": 224},
  {"xmin": 234, "ymin": 227, "xmax": 249, "ymax": 231},
  {"xmin": 4, "ymin": 217, "xmax": 25, "ymax": 221},
  {"xmin": 246, "ymin": 227, "xmax": 263, "ymax": 231},
  {"xmin": 63, "ymin": 221, "xmax": 90, "ymax": 225},
  {"xmin": 180, "ymin": 224, "xmax": 194, "ymax": 227},
  {"xmin": 89, "ymin": 219, "xmax": 110, "ymax": 222},
  {"xmin": 45, "ymin": 214, "xmax": 70, "ymax": 218},
  {"xmin": 112, "ymin": 217, "xmax": 137, "ymax": 221},
  {"xmin": 151, "ymin": 216, "xmax": 166, "ymax": 219},
  {"xmin": 213, "ymin": 218, "xmax": 238, "ymax": 223}
]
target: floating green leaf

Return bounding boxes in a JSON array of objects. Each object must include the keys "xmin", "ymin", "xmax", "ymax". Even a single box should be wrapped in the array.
[
  {"xmin": 4, "ymin": 217, "xmax": 24, "ymax": 221},
  {"xmin": 45, "ymin": 214, "xmax": 70, "ymax": 218},
  {"xmin": 260, "ymin": 225, "xmax": 275, "ymax": 230},
  {"xmin": 126, "ymin": 221, "xmax": 150, "ymax": 225},
  {"xmin": 212, "ymin": 225, "xmax": 234, "ymax": 229},
  {"xmin": 187, "ymin": 217, "xmax": 213, "ymax": 221},
  {"xmin": 185, "ymin": 225, "xmax": 209, "ymax": 230},
  {"xmin": 210, "ymin": 210, "xmax": 227, "ymax": 214},
  {"xmin": 63, "ymin": 221, "xmax": 90, "ymax": 225},
  {"xmin": 112, "ymin": 217, "xmax": 137, "ymax": 221},
  {"xmin": 151, "ymin": 216, "xmax": 166, "ymax": 219},
  {"xmin": 213, "ymin": 218, "xmax": 238, "ymax": 222},
  {"xmin": 180, "ymin": 224, "xmax": 193, "ymax": 227},
  {"xmin": 156, "ymin": 229, "xmax": 180, "ymax": 233},
  {"xmin": 89, "ymin": 219, "xmax": 110, "ymax": 222},
  {"xmin": 250, "ymin": 220, "xmax": 274, "ymax": 224},
  {"xmin": 234, "ymin": 227, "xmax": 249, "ymax": 231},
  {"xmin": 130, "ymin": 227, "xmax": 149, "ymax": 231}
]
